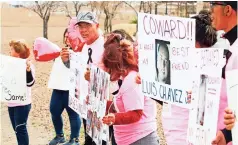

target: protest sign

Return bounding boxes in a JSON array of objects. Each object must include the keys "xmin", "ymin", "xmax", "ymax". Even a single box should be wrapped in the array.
[
  {"xmin": 86, "ymin": 65, "xmax": 110, "ymax": 145},
  {"xmin": 138, "ymin": 13, "xmax": 195, "ymax": 108},
  {"xmin": 226, "ymin": 69, "xmax": 238, "ymax": 145},
  {"xmin": 68, "ymin": 52, "xmax": 88, "ymax": 118},
  {"xmin": 187, "ymin": 48, "xmax": 224, "ymax": 145},
  {"xmin": 48, "ymin": 57, "xmax": 70, "ymax": 90},
  {"xmin": 0, "ymin": 54, "xmax": 27, "ymax": 103}
]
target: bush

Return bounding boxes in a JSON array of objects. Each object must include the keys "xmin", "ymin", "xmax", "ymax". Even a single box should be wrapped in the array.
[{"xmin": 130, "ymin": 18, "xmax": 137, "ymax": 24}]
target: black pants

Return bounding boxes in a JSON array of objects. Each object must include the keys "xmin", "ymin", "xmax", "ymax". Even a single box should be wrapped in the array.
[{"xmin": 83, "ymin": 119, "xmax": 117, "ymax": 145}]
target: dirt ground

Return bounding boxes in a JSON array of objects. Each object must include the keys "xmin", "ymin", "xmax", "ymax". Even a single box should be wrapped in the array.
[{"xmin": 0, "ymin": 4, "xmax": 166, "ymax": 145}]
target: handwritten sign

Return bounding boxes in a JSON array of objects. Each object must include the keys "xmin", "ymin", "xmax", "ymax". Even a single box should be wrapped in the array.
[
  {"xmin": 0, "ymin": 54, "xmax": 27, "ymax": 103},
  {"xmin": 226, "ymin": 69, "xmax": 238, "ymax": 145},
  {"xmin": 68, "ymin": 52, "xmax": 88, "ymax": 118},
  {"xmin": 86, "ymin": 65, "xmax": 110, "ymax": 144},
  {"xmin": 138, "ymin": 13, "xmax": 195, "ymax": 108},
  {"xmin": 187, "ymin": 48, "xmax": 224, "ymax": 145}
]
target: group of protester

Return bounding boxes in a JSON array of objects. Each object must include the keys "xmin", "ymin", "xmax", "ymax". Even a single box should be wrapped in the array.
[{"xmin": 5, "ymin": 1, "xmax": 237, "ymax": 145}]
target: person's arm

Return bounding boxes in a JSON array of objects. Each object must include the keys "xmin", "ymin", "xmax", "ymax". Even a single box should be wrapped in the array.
[
  {"xmin": 113, "ymin": 110, "xmax": 143, "ymax": 125},
  {"xmin": 26, "ymin": 70, "xmax": 35, "ymax": 87},
  {"xmin": 221, "ymin": 128, "xmax": 232, "ymax": 143}
]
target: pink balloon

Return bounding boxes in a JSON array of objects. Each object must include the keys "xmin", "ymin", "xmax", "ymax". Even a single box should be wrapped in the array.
[{"xmin": 33, "ymin": 37, "xmax": 60, "ymax": 61}]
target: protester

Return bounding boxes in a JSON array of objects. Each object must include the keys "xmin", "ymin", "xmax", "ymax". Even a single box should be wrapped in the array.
[
  {"xmin": 8, "ymin": 39, "xmax": 35, "ymax": 145},
  {"xmin": 84, "ymin": 29, "xmax": 138, "ymax": 145},
  {"xmin": 198, "ymin": 9, "xmax": 230, "ymax": 49},
  {"xmin": 61, "ymin": 11, "xmax": 105, "ymax": 145},
  {"xmin": 210, "ymin": 1, "xmax": 237, "ymax": 145},
  {"xmin": 101, "ymin": 33, "xmax": 159, "ymax": 145},
  {"xmin": 48, "ymin": 28, "xmax": 83, "ymax": 145}
]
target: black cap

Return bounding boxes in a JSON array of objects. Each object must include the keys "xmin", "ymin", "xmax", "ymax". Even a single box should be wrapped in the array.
[{"xmin": 210, "ymin": 1, "xmax": 237, "ymax": 11}]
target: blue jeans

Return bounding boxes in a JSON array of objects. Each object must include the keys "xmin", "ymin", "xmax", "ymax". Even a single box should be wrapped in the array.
[
  {"xmin": 50, "ymin": 89, "xmax": 81, "ymax": 139},
  {"xmin": 8, "ymin": 104, "xmax": 31, "ymax": 145}
]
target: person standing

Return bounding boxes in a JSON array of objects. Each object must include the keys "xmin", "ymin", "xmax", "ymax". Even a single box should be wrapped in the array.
[
  {"xmin": 208, "ymin": 1, "xmax": 237, "ymax": 145},
  {"xmin": 7, "ymin": 40, "xmax": 35, "ymax": 145},
  {"xmin": 61, "ymin": 11, "xmax": 105, "ymax": 145},
  {"xmin": 48, "ymin": 28, "xmax": 84, "ymax": 145}
]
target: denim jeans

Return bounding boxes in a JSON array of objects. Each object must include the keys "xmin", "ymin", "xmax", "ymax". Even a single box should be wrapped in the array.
[
  {"xmin": 50, "ymin": 89, "xmax": 81, "ymax": 139},
  {"xmin": 8, "ymin": 104, "xmax": 31, "ymax": 145}
]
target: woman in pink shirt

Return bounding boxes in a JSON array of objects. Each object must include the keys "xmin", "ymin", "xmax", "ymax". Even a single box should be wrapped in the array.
[
  {"xmin": 7, "ymin": 40, "xmax": 35, "ymax": 145},
  {"xmin": 101, "ymin": 33, "xmax": 159, "ymax": 145}
]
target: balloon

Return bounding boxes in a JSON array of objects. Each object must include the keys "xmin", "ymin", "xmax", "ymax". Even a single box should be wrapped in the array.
[
  {"xmin": 33, "ymin": 37, "xmax": 60, "ymax": 61},
  {"xmin": 67, "ymin": 17, "xmax": 85, "ymax": 52}
]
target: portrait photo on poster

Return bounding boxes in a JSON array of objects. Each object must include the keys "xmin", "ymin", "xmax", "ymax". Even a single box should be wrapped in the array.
[
  {"xmin": 155, "ymin": 39, "xmax": 171, "ymax": 85},
  {"xmin": 196, "ymin": 74, "xmax": 208, "ymax": 126}
]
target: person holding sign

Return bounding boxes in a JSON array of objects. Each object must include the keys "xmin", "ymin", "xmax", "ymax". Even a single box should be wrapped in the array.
[
  {"xmin": 209, "ymin": 1, "xmax": 237, "ymax": 145},
  {"xmin": 7, "ymin": 40, "xmax": 35, "ymax": 145},
  {"xmin": 101, "ymin": 34, "xmax": 159, "ymax": 145},
  {"xmin": 48, "ymin": 28, "xmax": 83, "ymax": 145},
  {"xmin": 61, "ymin": 11, "xmax": 105, "ymax": 145},
  {"xmin": 160, "ymin": 13, "xmax": 220, "ymax": 145}
]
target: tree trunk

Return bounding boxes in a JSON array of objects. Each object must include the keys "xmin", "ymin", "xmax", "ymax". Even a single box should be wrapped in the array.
[
  {"xmin": 139, "ymin": 1, "xmax": 143, "ymax": 12},
  {"xmin": 104, "ymin": 15, "xmax": 109, "ymax": 33},
  {"xmin": 43, "ymin": 19, "xmax": 48, "ymax": 39},
  {"xmin": 185, "ymin": 2, "xmax": 188, "ymax": 17},
  {"xmin": 155, "ymin": 3, "xmax": 158, "ymax": 14},
  {"xmin": 109, "ymin": 15, "xmax": 112, "ymax": 32}
]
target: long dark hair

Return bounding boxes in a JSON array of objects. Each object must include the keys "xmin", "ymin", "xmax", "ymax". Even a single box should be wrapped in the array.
[
  {"xmin": 63, "ymin": 28, "xmax": 68, "ymax": 47},
  {"xmin": 192, "ymin": 14, "xmax": 217, "ymax": 47},
  {"xmin": 112, "ymin": 29, "xmax": 134, "ymax": 42}
]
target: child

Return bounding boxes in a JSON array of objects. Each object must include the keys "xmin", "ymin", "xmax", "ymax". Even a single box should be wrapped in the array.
[{"xmin": 8, "ymin": 39, "xmax": 35, "ymax": 145}]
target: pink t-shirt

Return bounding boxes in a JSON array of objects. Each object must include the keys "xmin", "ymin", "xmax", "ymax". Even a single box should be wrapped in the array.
[
  {"xmin": 218, "ymin": 39, "xmax": 238, "ymax": 145},
  {"xmin": 161, "ymin": 37, "xmax": 230, "ymax": 145},
  {"xmin": 113, "ymin": 71, "xmax": 157, "ymax": 145}
]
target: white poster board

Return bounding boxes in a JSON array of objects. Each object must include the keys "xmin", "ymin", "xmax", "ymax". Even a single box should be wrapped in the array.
[
  {"xmin": 48, "ymin": 57, "xmax": 70, "ymax": 90},
  {"xmin": 0, "ymin": 54, "xmax": 27, "ymax": 103},
  {"xmin": 86, "ymin": 65, "xmax": 110, "ymax": 145},
  {"xmin": 138, "ymin": 13, "xmax": 195, "ymax": 108},
  {"xmin": 187, "ymin": 48, "xmax": 224, "ymax": 145},
  {"xmin": 68, "ymin": 52, "xmax": 88, "ymax": 118},
  {"xmin": 226, "ymin": 69, "xmax": 238, "ymax": 145}
]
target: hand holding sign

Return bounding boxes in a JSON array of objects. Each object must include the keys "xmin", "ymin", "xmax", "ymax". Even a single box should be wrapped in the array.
[
  {"xmin": 60, "ymin": 47, "xmax": 70, "ymax": 63},
  {"xmin": 84, "ymin": 67, "xmax": 90, "ymax": 81},
  {"xmin": 26, "ymin": 59, "xmax": 31, "ymax": 72},
  {"xmin": 102, "ymin": 113, "xmax": 115, "ymax": 126},
  {"xmin": 224, "ymin": 107, "xmax": 236, "ymax": 130},
  {"xmin": 211, "ymin": 131, "xmax": 226, "ymax": 145}
]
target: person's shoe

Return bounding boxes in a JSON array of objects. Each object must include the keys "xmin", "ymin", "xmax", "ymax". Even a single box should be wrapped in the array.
[
  {"xmin": 49, "ymin": 134, "xmax": 66, "ymax": 145},
  {"xmin": 63, "ymin": 138, "xmax": 80, "ymax": 145}
]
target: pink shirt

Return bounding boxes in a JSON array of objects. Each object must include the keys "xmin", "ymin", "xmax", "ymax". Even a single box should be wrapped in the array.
[
  {"xmin": 113, "ymin": 71, "xmax": 157, "ymax": 145},
  {"xmin": 162, "ymin": 37, "xmax": 230, "ymax": 145},
  {"xmin": 219, "ymin": 39, "xmax": 238, "ymax": 128}
]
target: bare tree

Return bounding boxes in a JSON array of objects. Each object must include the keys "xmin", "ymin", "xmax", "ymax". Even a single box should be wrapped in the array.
[
  {"xmin": 101, "ymin": 1, "xmax": 123, "ymax": 33},
  {"xmin": 26, "ymin": 1, "xmax": 60, "ymax": 38},
  {"xmin": 63, "ymin": 1, "xmax": 87, "ymax": 18},
  {"xmin": 88, "ymin": 1, "xmax": 103, "ymax": 20}
]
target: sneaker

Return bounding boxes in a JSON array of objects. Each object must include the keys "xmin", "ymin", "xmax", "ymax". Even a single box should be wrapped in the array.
[
  {"xmin": 49, "ymin": 134, "xmax": 66, "ymax": 145},
  {"xmin": 63, "ymin": 138, "xmax": 79, "ymax": 145}
]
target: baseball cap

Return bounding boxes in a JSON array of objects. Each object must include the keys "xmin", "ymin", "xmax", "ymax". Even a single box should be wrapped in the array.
[
  {"xmin": 210, "ymin": 1, "xmax": 237, "ymax": 11},
  {"xmin": 76, "ymin": 12, "xmax": 98, "ymax": 25}
]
